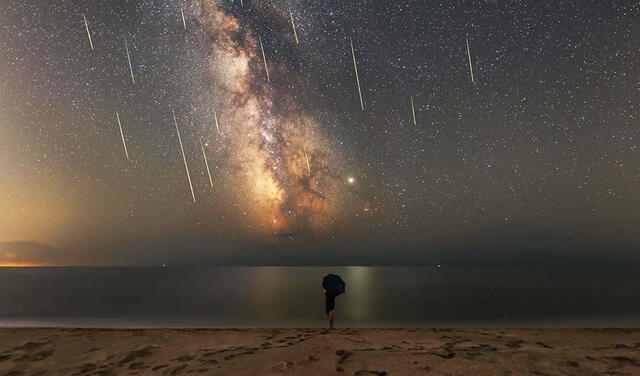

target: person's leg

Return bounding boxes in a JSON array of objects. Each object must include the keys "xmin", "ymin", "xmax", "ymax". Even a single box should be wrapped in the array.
[
  {"xmin": 325, "ymin": 295, "xmax": 335, "ymax": 328},
  {"xmin": 328, "ymin": 310, "xmax": 335, "ymax": 329}
]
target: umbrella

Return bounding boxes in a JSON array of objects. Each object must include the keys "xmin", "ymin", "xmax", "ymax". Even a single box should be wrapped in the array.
[{"xmin": 322, "ymin": 273, "xmax": 346, "ymax": 296}]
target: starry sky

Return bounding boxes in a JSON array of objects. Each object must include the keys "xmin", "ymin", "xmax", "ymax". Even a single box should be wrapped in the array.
[{"xmin": 1, "ymin": 0, "xmax": 639, "ymax": 266}]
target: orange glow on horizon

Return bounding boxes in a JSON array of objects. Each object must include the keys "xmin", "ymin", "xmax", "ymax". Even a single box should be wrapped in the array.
[{"xmin": 0, "ymin": 262, "xmax": 54, "ymax": 267}]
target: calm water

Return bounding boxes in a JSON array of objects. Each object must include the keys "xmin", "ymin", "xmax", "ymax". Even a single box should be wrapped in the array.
[{"xmin": 0, "ymin": 267, "xmax": 638, "ymax": 328}]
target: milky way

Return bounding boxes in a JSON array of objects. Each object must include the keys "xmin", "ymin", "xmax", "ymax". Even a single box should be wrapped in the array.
[{"xmin": 188, "ymin": 0, "xmax": 350, "ymax": 235}]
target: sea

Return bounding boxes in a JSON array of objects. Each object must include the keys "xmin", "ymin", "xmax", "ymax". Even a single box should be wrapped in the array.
[{"xmin": 0, "ymin": 267, "xmax": 638, "ymax": 328}]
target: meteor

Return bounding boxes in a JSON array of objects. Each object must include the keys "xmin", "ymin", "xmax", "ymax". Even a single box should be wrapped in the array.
[
  {"xmin": 350, "ymin": 38, "xmax": 364, "ymax": 110},
  {"xmin": 466, "ymin": 35, "xmax": 475, "ymax": 83},
  {"xmin": 410, "ymin": 95, "xmax": 416, "ymax": 125},
  {"xmin": 124, "ymin": 37, "xmax": 135, "ymax": 84},
  {"xmin": 172, "ymin": 108, "xmax": 196, "ymax": 203},
  {"xmin": 213, "ymin": 108, "xmax": 220, "ymax": 133},
  {"xmin": 303, "ymin": 144, "xmax": 311, "ymax": 173},
  {"xmin": 258, "ymin": 35, "xmax": 270, "ymax": 83},
  {"xmin": 200, "ymin": 137, "xmax": 213, "ymax": 188},
  {"xmin": 115, "ymin": 111, "xmax": 130, "ymax": 160},
  {"xmin": 82, "ymin": 14, "xmax": 94, "ymax": 50},
  {"xmin": 181, "ymin": 7, "xmax": 187, "ymax": 30},
  {"xmin": 289, "ymin": 9, "xmax": 299, "ymax": 44}
]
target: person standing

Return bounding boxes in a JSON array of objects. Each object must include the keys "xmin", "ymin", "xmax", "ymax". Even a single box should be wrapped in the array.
[
  {"xmin": 324, "ymin": 288, "xmax": 338, "ymax": 329},
  {"xmin": 322, "ymin": 274, "xmax": 345, "ymax": 329}
]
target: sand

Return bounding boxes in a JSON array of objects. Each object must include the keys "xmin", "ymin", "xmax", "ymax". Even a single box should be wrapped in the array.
[{"xmin": 0, "ymin": 328, "xmax": 639, "ymax": 375}]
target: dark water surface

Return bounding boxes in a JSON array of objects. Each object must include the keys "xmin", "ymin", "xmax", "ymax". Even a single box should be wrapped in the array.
[{"xmin": 0, "ymin": 267, "xmax": 638, "ymax": 328}]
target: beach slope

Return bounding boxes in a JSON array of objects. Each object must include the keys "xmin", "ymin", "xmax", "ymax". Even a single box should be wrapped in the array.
[{"xmin": 1, "ymin": 328, "xmax": 639, "ymax": 375}]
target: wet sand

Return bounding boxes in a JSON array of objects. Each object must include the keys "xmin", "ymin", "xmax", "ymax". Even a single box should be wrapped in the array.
[{"xmin": 0, "ymin": 328, "xmax": 639, "ymax": 375}]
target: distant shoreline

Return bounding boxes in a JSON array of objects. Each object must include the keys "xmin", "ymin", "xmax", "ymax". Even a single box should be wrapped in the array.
[{"xmin": 1, "ymin": 328, "xmax": 639, "ymax": 375}]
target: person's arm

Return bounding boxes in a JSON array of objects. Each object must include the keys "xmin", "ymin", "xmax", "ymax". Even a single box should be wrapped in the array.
[{"xmin": 323, "ymin": 288, "xmax": 326, "ymax": 295}]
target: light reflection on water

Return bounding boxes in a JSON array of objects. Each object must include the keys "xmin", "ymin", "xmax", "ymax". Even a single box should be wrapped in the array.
[
  {"xmin": 343, "ymin": 267, "xmax": 374, "ymax": 321},
  {"xmin": 0, "ymin": 267, "xmax": 638, "ymax": 328}
]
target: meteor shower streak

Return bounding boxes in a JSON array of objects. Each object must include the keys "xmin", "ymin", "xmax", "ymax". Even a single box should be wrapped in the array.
[
  {"xmin": 259, "ymin": 35, "xmax": 270, "ymax": 83},
  {"xmin": 466, "ymin": 35, "xmax": 475, "ymax": 83},
  {"xmin": 289, "ymin": 9, "xmax": 299, "ymax": 44},
  {"xmin": 350, "ymin": 38, "xmax": 364, "ymax": 111},
  {"xmin": 172, "ymin": 108, "xmax": 195, "ymax": 203},
  {"xmin": 82, "ymin": 14, "xmax": 94, "ymax": 51},
  {"xmin": 303, "ymin": 144, "xmax": 311, "ymax": 173},
  {"xmin": 410, "ymin": 95, "xmax": 416, "ymax": 125},
  {"xmin": 200, "ymin": 138, "xmax": 213, "ymax": 187},
  {"xmin": 124, "ymin": 37, "xmax": 135, "ymax": 84},
  {"xmin": 213, "ymin": 109, "xmax": 220, "ymax": 133},
  {"xmin": 115, "ymin": 110, "xmax": 129, "ymax": 160}
]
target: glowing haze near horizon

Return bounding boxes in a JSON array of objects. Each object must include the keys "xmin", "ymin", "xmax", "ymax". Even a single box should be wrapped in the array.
[{"xmin": 0, "ymin": 0, "xmax": 638, "ymax": 266}]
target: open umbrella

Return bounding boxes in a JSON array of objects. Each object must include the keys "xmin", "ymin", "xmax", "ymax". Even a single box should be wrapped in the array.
[{"xmin": 322, "ymin": 273, "xmax": 346, "ymax": 296}]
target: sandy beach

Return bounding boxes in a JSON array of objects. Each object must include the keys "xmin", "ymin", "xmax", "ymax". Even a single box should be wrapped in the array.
[{"xmin": 0, "ymin": 328, "xmax": 638, "ymax": 375}]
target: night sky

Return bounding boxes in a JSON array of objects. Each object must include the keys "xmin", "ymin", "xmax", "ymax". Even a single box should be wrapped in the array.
[{"xmin": 1, "ymin": 0, "xmax": 638, "ymax": 266}]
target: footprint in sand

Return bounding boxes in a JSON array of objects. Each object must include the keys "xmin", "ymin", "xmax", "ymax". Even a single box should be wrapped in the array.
[
  {"xmin": 505, "ymin": 340, "xmax": 524, "ymax": 349},
  {"xmin": 270, "ymin": 361, "xmax": 295, "ymax": 372},
  {"xmin": 79, "ymin": 362, "xmax": 98, "ymax": 373},
  {"xmin": 14, "ymin": 341, "xmax": 49, "ymax": 351},
  {"xmin": 175, "ymin": 354, "xmax": 195, "ymax": 362},
  {"xmin": 560, "ymin": 360, "xmax": 580, "ymax": 368},
  {"xmin": 129, "ymin": 361, "xmax": 147, "ymax": 369},
  {"xmin": 7, "ymin": 340, "xmax": 53, "ymax": 362},
  {"xmin": 536, "ymin": 342, "xmax": 553, "ymax": 349},
  {"xmin": 469, "ymin": 344, "xmax": 497, "ymax": 352},
  {"xmin": 610, "ymin": 356, "xmax": 640, "ymax": 366},
  {"xmin": 335, "ymin": 349, "xmax": 353, "ymax": 364},
  {"xmin": 199, "ymin": 351, "xmax": 217, "ymax": 360},
  {"xmin": 16, "ymin": 347, "xmax": 54, "ymax": 361},
  {"xmin": 164, "ymin": 364, "xmax": 187, "ymax": 375},
  {"xmin": 355, "ymin": 371, "xmax": 388, "ymax": 376},
  {"xmin": 424, "ymin": 351, "xmax": 455, "ymax": 359},
  {"xmin": 117, "ymin": 345, "xmax": 160, "ymax": 367},
  {"xmin": 0, "ymin": 352, "xmax": 13, "ymax": 362}
]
